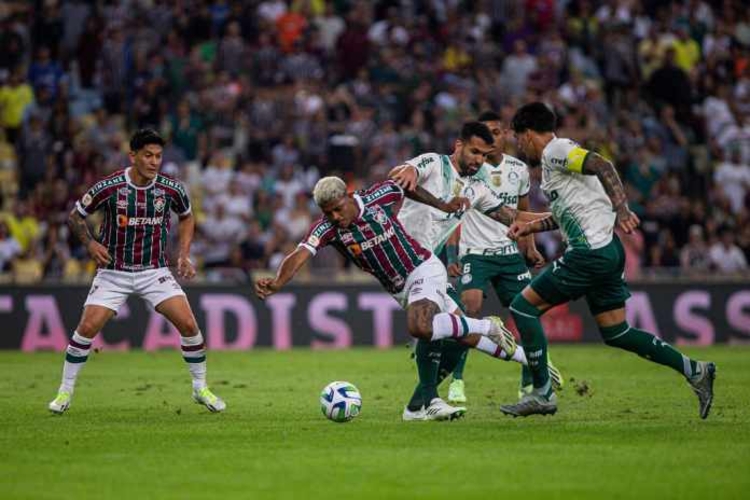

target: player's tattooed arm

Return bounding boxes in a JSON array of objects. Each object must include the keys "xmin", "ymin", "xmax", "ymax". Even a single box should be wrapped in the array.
[
  {"xmin": 507, "ymin": 214, "xmax": 558, "ymax": 241},
  {"xmin": 582, "ymin": 153, "xmax": 641, "ymax": 233},
  {"xmin": 69, "ymin": 208, "xmax": 111, "ymax": 266},
  {"xmin": 486, "ymin": 205, "xmax": 550, "ymax": 226},
  {"xmin": 581, "ymin": 153, "xmax": 628, "ymax": 210},
  {"xmin": 68, "ymin": 209, "xmax": 93, "ymax": 246},
  {"xmin": 406, "ymin": 186, "xmax": 470, "ymax": 214},
  {"xmin": 533, "ymin": 215, "xmax": 559, "ymax": 232},
  {"xmin": 485, "ymin": 206, "xmax": 518, "ymax": 226},
  {"xmin": 255, "ymin": 247, "xmax": 313, "ymax": 300}
]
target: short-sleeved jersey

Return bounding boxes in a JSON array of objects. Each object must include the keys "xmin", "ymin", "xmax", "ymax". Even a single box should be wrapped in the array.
[
  {"xmin": 540, "ymin": 137, "xmax": 615, "ymax": 250},
  {"xmin": 460, "ymin": 154, "xmax": 530, "ymax": 256},
  {"xmin": 75, "ymin": 168, "xmax": 192, "ymax": 272},
  {"xmin": 396, "ymin": 153, "xmax": 503, "ymax": 253},
  {"xmin": 299, "ymin": 180, "xmax": 431, "ymax": 294}
]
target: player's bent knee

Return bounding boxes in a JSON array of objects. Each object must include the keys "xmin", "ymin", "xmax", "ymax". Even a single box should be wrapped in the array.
[
  {"xmin": 175, "ymin": 318, "xmax": 199, "ymax": 336},
  {"xmin": 406, "ymin": 315, "xmax": 432, "ymax": 340},
  {"xmin": 76, "ymin": 322, "xmax": 99, "ymax": 338},
  {"xmin": 407, "ymin": 299, "xmax": 438, "ymax": 340},
  {"xmin": 509, "ymin": 294, "xmax": 541, "ymax": 318},
  {"xmin": 599, "ymin": 321, "xmax": 631, "ymax": 347},
  {"xmin": 465, "ymin": 304, "xmax": 482, "ymax": 318}
]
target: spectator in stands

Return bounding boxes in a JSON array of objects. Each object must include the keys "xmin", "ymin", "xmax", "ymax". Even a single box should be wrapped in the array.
[
  {"xmin": 0, "ymin": 0, "xmax": 748, "ymax": 282},
  {"xmin": 40, "ymin": 223, "xmax": 70, "ymax": 280},
  {"xmin": 714, "ymin": 148, "xmax": 750, "ymax": 214},
  {"xmin": 647, "ymin": 47, "xmax": 692, "ymax": 121},
  {"xmin": 680, "ymin": 224, "xmax": 711, "ymax": 272},
  {"xmin": 0, "ymin": 220, "xmax": 21, "ymax": 272},
  {"xmin": 709, "ymin": 226, "xmax": 748, "ymax": 273},
  {"xmin": 0, "ymin": 68, "xmax": 34, "ymax": 145}
]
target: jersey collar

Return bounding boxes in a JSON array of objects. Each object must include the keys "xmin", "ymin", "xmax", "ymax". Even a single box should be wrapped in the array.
[
  {"xmin": 353, "ymin": 194, "xmax": 365, "ymax": 220},
  {"xmin": 125, "ymin": 167, "xmax": 157, "ymax": 190}
]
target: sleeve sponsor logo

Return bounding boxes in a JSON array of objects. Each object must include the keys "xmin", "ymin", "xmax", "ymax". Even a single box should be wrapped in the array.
[
  {"xmin": 81, "ymin": 193, "xmax": 93, "ymax": 207},
  {"xmin": 550, "ymin": 157, "xmax": 567, "ymax": 167},
  {"xmin": 416, "ymin": 156, "xmax": 435, "ymax": 169},
  {"xmin": 307, "ymin": 235, "xmax": 320, "ymax": 247}
]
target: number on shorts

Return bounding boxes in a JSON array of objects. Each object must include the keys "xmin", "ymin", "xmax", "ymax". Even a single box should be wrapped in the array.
[{"xmin": 462, "ymin": 262, "xmax": 471, "ymax": 274}]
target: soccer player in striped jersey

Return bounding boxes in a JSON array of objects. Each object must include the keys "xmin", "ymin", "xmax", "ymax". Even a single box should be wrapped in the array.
[
  {"xmin": 255, "ymin": 176, "xmax": 517, "ymax": 421},
  {"xmin": 48, "ymin": 129, "xmax": 225, "ymax": 415},
  {"xmin": 389, "ymin": 122, "xmax": 562, "ymax": 419},
  {"xmin": 498, "ymin": 102, "xmax": 715, "ymax": 418}
]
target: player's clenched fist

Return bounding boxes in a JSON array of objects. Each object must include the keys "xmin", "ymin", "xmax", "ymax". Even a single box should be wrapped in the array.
[
  {"xmin": 255, "ymin": 278, "xmax": 280, "ymax": 300},
  {"xmin": 507, "ymin": 221, "xmax": 532, "ymax": 241},
  {"xmin": 86, "ymin": 240, "xmax": 112, "ymax": 266},
  {"xmin": 616, "ymin": 206, "xmax": 640, "ymax": 234},
  {"xmin": 177, "ymin": 254, "xmax": 196, "ymax": 280},
  {"xmin": 443, "ymin": 196, "xmax": 470, "ymax": 214}
]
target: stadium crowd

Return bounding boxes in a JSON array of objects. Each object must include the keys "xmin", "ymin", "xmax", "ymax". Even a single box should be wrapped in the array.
[{"xmin": 0, "ymin": 0, "xmax": 749, "ymax": 283}]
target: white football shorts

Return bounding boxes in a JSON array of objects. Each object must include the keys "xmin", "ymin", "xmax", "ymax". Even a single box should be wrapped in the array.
[
  {"xmin": 392, "ymin": 254, "xmax": 459, "ymax": 313},
  {"xmin": 84, "ymin": 267, "xmax": 186, "ymax": 313}
]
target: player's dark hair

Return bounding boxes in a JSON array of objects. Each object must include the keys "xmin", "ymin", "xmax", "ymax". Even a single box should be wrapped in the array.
[
  {"xmin": 477, "ymin": 110, "xmax": 502, "ymax": 123},
  {"xmin": 459, "ymin": 121, "xmax": 493, "ymax": 146},
  {"xmin": 510, "ymin": 102, "xmax": 557, "ymax": 133},
  {"xmin": 130, "ymin": 128, "xmax": 165, "ymax": 151}
]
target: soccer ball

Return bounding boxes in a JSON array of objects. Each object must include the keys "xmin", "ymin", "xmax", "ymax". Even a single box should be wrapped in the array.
[{"xmin": 320, "ymin": 381, "xmax": 362, "ymax": 423}]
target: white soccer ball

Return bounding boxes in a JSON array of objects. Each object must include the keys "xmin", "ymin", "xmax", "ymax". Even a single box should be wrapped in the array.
[{"xmin": 320, "ymin": 381, "xmax": 362, "ymax": 423}]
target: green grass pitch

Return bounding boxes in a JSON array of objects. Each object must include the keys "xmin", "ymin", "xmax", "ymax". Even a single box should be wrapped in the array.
[{"xmin": 1, "ymin": 345, "xmax": 748, "ymax": 500}]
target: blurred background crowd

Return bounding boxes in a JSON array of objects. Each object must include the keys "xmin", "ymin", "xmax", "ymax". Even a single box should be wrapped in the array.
[{"xmin": 0, "ymin": 0, "xmax": 749, "ymax": 284}]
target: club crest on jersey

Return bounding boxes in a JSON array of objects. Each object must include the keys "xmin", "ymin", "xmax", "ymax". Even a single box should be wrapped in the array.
[
  {"xmin": 340, "ymin": 232, "xmax": 354, "ymax": 244},
  {"xmin": 508, "ymin": 171, "xmax": 520, "ymax": 185},
  {"xmin": 370, "ymin": 206, "xmax": 387, "ymax": 224},
  {"xmin": 81, "ymin": 193, "xmax": 93, "ymax": 207},
  {"xmin": 116, "ymin": 199, "xmax": 129, "ymax": 209},
  {"xmin": 154, "ymin": 197, "xmax": 165, "ymax": 212}
]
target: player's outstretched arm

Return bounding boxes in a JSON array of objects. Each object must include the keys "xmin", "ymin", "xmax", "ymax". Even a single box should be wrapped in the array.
[
  {"xmin": 68, "ymin": 208, "xmax": 111, "ymax": 266},
  {"xmin": 255, "ymin": 247, "xmax": 313, "ymax": 300},
  {"xmin": 485, "ymin": 205, "xmax": 550, "ymax": 226},
  {"xmin": 506, "ymin": 213, "xmax": 559, "ymax": 242},
  {"xmin": 388, "ymin": 164, "xmax": 418, "ymax": 191},
  {"xmin": 582, "ymin": 153, "xmax": 640, "ymax": 233},
  {"xmin": 176, "ymin": 213, "xmax": 196, "ymax": 279},
  {"xmin": 405, "ymin": 185, "xmax": 470, "ymax": 214}
]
